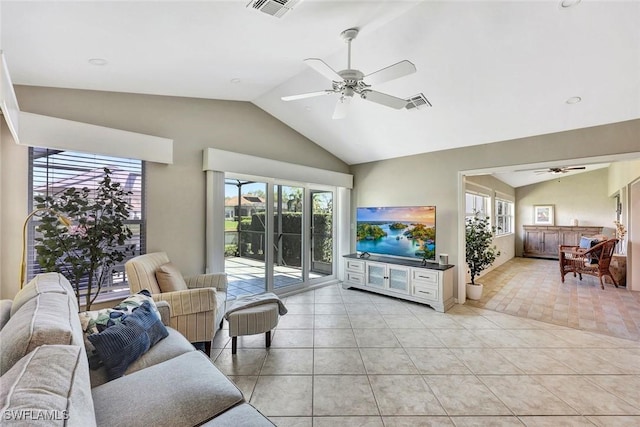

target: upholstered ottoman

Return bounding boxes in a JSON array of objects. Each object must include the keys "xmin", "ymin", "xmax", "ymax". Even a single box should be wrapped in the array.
[{"xmin": 227, "ymin": 303, "xmax": 279, "ymax": 354}]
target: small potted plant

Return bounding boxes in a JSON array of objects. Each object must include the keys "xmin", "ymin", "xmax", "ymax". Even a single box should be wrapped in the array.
[{"xmin": 465, "ymin": 212, "xmax": 500, "ymax": 300}]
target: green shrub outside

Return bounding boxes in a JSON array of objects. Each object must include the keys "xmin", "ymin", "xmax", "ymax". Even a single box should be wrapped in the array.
[{"xmin": 237, "ymin": 212, "xmax": 332, "ymax": 266}]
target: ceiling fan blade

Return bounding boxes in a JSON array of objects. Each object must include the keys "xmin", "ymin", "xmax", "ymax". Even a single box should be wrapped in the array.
[
  {"xmin": 564, "ymin": 167, "xmax": 586, "ymax": 171},
  {"xmin": 364, "ymin": 60, "xmax": 416, "ymax": 85},
  {"xmin": 332, "ymin": 96, "xmax": 352, "ymax": 120},
  {"xmin": 361, "ymin": 90, "xmax": 407, "ymax": 109},
  {"xmin": 281, "ymin": 90, "xmax": 335, "ymax": 101},
  {"xmin": 304, "ymin": 58, "xmax": 342, "ymax": 82}
]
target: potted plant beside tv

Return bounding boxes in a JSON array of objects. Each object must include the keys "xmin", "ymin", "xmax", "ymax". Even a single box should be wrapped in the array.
[
  {"xmin": 33, "ymin": 168, "xmax": 135, "ymax": 310},
  {"xmin": 465, "ymin": 212, "xmax": 500, "ymax": 300}
]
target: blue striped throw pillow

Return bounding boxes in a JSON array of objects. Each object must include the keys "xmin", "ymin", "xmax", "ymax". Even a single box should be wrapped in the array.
[{"xmin": 87, "ymin": 301, "xmax": 168, "ymax": 380}]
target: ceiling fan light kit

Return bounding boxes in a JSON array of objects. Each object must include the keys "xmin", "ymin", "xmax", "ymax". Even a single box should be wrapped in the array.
[{"xmin": 282, "ymin": 27, "xmax": 424, "ymax": 119}]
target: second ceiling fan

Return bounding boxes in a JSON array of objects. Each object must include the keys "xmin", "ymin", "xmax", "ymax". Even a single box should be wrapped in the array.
[
  {"xmin": 535, "ymin": 166, "xmax": 587, "ymax": 174},
  {"xmin": 282, "ymin": 28, "xmax": 420, "ymax": 119}
]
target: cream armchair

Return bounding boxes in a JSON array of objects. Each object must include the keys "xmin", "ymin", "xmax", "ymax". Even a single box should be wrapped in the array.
[{"xmin": 124, "ymin": 252, "xmax": 227, "ymax": 355}]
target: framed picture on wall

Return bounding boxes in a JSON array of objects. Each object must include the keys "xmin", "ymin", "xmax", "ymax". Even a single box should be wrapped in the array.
[{"xmin": 533, "ymin": 205, "xmax": 554, "ymax": 225}]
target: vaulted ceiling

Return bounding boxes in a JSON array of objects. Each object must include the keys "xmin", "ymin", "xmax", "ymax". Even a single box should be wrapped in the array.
[{"xmin": 2, "ymin": 1, "xmax": 639, "ymax": 174}]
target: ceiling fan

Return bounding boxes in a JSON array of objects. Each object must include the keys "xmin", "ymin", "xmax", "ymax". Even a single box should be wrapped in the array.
[
  {"xmin": 534, "ymin": 166, "xmax": 586, "ymax": 174},
  {"xmin": 282, "ymin": 28, "xmax": 419, "ymax": 119}
]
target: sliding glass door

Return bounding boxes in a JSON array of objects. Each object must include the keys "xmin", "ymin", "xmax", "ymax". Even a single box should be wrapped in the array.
[
  {"xmin": 224, "ymin": 176, "xmax": 335, "ymax": 297},
  {"xmin": 310, "ymin": 190, "xmax": 334, "ymax": 278},
  {"xmin": 273, "ymin": 185, "xmax": 304, "ymax": 291},
  {"xmin": 224, "ymin": 179, "xmax": 268, "ymax": 298}
]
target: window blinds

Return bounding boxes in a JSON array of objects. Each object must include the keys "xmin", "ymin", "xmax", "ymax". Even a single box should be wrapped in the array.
[{"xmin": 27, "ymin": 147, "xmax": 146, "ymax": 298}]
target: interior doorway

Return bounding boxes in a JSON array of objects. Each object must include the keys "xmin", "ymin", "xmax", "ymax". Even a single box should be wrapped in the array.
[{"xmin": 458, "ymin": 153, "xmax": 640, "ymax": 302}]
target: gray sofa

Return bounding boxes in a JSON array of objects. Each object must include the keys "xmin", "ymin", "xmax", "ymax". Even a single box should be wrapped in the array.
[{"xmin": 0, "ymin": 273, "xmax": 274, "ymax": 427}]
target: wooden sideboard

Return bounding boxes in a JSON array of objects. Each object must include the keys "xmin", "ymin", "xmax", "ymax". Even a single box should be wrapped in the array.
[{"xmin": 523, "ymin": 225, "xmax": 604, "ymax": 259}]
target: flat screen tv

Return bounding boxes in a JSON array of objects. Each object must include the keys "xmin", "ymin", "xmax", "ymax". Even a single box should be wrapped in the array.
[{"xmin": 356, "ymin": 206, "xmax": 436, "ymax": 261}]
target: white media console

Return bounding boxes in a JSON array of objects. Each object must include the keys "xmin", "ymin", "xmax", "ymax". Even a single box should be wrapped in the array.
[{"xmin": 342, "ymin": 254, "xmax": 455, "ymax": 312}]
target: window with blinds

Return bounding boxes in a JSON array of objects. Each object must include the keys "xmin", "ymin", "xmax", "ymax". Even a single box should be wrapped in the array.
[{"xmin": 28, "ymin": 147, "xmax": 145, "ymax": 301}]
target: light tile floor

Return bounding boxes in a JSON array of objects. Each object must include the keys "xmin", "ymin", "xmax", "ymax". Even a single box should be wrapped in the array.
[
  {"xmin": 212, "ymin": 283, "xmax": 640, "ymax": 426},
  {"xmin": 465, "ymin": 257, "xmax": 640, "ymax": 341}
]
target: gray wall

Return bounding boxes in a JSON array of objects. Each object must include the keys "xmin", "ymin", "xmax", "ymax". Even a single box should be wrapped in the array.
[
  {"xmin": 1, "ymin": 86, "xmax": 349, "ymax": 299},
  {"xmin": 350, "ymin": 119, "xmax": 640, "ymax": 298},
  {"xmin": 515, "ymin": 168, "xmax": 615, "ymax": 256}
]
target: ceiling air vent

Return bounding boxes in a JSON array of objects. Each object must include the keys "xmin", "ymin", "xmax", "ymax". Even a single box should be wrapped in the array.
[
  {"xmin": 247, "ymin": 0, "xmax": 301, "ymax": 18},
  {"xmin": 405, "ymin": 93, "xmax": 432, "ymax": 110}
]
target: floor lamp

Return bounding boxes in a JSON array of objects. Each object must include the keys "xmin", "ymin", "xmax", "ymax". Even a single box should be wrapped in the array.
[{"xmin": 20, "ymin": 208, "xmax": 71, "ymax": 289}]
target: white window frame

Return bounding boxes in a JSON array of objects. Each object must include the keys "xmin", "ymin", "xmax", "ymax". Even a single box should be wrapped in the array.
[
  {"xmin": 495, "ymin": 198, "xmax": 514, "ymax": 236},
  {"xmin": 465, "ymin": 191, "xmax": 490, "ymax": 220}
]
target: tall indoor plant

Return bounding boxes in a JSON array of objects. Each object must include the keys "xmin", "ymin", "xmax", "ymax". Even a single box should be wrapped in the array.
[
  {"xmin": 34, "ymin": 168, "xmax": 135, "ymax": 309},
  {"xmin": 465, "ymin": 212, "xmax": 500, "ymax": 300}
]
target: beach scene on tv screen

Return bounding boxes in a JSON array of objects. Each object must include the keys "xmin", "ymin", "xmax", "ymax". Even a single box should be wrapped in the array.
[{"xmin": 356, "ymin": 206, "xmax": 436, "ymax": 260}]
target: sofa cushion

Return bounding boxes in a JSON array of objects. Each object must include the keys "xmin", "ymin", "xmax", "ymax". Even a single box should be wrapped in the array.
[
  {"xmin": 200, "ymin": 403, "xmax": 275, "ymax": 426},
  {"xmin": 92, "ymin": 351, "xmax": 244, "ymax": 427},
  {"xmin": 155, "ymin": 262, "xmax": 188, "ymax": 292},
  {"xmin": 0, "ymin": 345, "xmax": 96, "ymax": 426},
  {"xmin": 88, "ymin": 301, "xmax": 168, "ymax": 381},
  {"xmin": 0, "ymin": 293, "xmax": 83, "ymax": 376},
  {"xmin": 89, "ymin": 327, "xmax": 195, "ymax": 387},
  {"xmin": 155, "ymin": 300, "xmax": 171, "ymax": 326},
  {"xmin": 11, "ymin": 272, "xmax": 76, "ymax": 316}
]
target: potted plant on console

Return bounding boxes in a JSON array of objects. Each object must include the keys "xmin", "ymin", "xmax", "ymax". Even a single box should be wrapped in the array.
[
  {"xmin": 33, "ymin": 168, "xmax": 135, "ymax": 310},
  {"xmin": 465, "ymin": 212, "xmax": 500, "ymax": 300}
]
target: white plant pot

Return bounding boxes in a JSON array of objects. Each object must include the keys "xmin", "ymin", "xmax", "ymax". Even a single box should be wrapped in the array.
[{"xmin": 466, "ymin": 283, "xmax": 484, "ymax": 301}]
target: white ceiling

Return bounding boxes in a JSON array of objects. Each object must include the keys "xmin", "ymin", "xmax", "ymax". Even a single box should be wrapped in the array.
[{"xmin": 2, "ymin": 1, "xmax": 639, "ymax": 173}]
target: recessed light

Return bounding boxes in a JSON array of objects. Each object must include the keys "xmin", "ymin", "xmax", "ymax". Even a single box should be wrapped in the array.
[
  {"xmin": 304, "ymin": 106, "xmax": 312, "ymax": 111},
  {"xmin": 88, "ymin": 58, "xmax": 107, "ymax": 66},
  {"xmin": 230, "ymin": 78, "xmax": 242, "ymax": 84},
  {"xmin": 559, "ymin": 0, "xmax": 581, "ymax": 8},
  {"xmin": 566, "ymin": 96, "xmax": 582, "ymax": 104}
]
